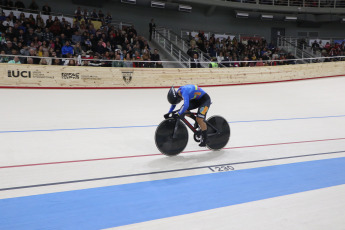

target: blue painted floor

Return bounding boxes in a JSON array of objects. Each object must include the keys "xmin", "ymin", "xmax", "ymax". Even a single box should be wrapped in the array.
[{"xmin": 1, "ymin": 157, "xmax": 345, "ymax": 230}]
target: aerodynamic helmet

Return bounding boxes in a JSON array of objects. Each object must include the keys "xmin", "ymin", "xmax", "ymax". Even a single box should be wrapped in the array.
[{"xmin": 167, "ymin": 86, "xmax": 182, "ymax": 105}]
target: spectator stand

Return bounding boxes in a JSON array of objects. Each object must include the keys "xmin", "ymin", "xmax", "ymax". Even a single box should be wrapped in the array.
[
  {"xmin": 156, "ymin": 27, "xmax": 221, "ymax": 68},
  {"xmin": 225, "ymin": 0, "xmax": 345, "ymax": 8},
  {"xmin": 278, "ymin": 36, "xmax": 345, "ymax": 63},
  {"xmin": 0, "ymin": 3, "xmax": 165, "ymax": 69},
  {"xmin": 152, "ymin": 27, "xmax": 188, "ymax": 68},
  {"xmin": 0, "ymin": 5, "xmax": 74, "ymax": 25},
  {"xmin": 180, "ymin": 29, "xmax": 260, "ymax": 43}
]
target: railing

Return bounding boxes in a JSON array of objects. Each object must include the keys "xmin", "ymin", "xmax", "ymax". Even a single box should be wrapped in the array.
[
  {"xmin": 1, "ymin": 54, "xmax": 344, "ymax": 67},
  {"xmin": 0, "ymin": 4, "xmax": 133, "ymax": 30},
  {"xmin": 278, "ymin": 36, "xmax": 322, "ymax": 63},
  {"xmin": 180, "ymin": 30, "xmax": 261, "ymax": 43},
  {"xmin": 217, "ymin": 0, "xmax": 345, "ymax": 8},
  {"xmin": 157, "ymin": 28, "xmax": 223, "ymax": 68},
  {"xmin": 153, "ymin": 28, "xmax": 191, "ymax": 68}
]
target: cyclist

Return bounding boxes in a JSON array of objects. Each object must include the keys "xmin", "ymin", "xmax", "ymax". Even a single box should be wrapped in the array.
[{"xmin": 165, "ymin": 85, "xmax": 211, "ymax": 147}]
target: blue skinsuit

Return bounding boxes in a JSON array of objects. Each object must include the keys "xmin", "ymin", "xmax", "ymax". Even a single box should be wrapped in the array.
[{"xmin": 168, "ymin": 85, "xmax": 206, "ymax": 116}]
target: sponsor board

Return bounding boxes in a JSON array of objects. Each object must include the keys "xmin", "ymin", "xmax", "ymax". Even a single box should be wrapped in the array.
[
  {"xmin": 8, "ymin": 70, "xmax": 55, "ymax": 79},
  {"xmin": 121, "ymin": 71, "xmax": 133, "ymax": 84}
]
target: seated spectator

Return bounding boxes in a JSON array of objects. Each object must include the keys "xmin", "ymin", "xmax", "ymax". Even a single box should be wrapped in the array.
[
  {"xmin": 209, "ymin": 57, "xmax": 218, "ymax": 68},
  {"xmin": 232, "ymin": 57, "xmax": 240, "ymax": 67},
  {"xmin": 42, "ymin": 51, "xmax": 52, "ymax": 65},
  {"xmin": 155, "ymin": 61, "xmax": 163, "ymax": 68},
  {"xmin": 60, "ymin": 33, "xmax": 68, "ymax": 45},
  {"xmin": 217, "ymin": 51, "xmax": 224, "ymax": 63},
  {"xmin": 75, "ymin": 7, "xmax": 82, "ymax": 20},
  {"xmin": 52, "ymin": 58, "xmax": 61, "ymax": 65},
  {"xmin": 221, "ymin": 52, "xmax": 231, "ymax": 67},
  {"xmin": 68, "ymin": 59, "xmax": 76, "ymax": 66},
  {"xmin": 82, "ymin": 9, "xmax": 89, "ymax": 22},
  {"xmin": 46, "ymin": 15, "xmax": 54, "ymax": 28},
  {"xmin": 190, "ymin": 53, "xmax": 201, "ymax": 68},
  {"xmin": 42, "ymin": 3, "xmax": 51, "ymax": 15},
  {"xmin": 32, "ymin": 36, "xmax": 42, "ymax": 49},
  {"xmin": 39, "ymin": 58, "xmax": 48, "ymax": 65},
  {"xmin": 187, "ymin": 44, "xmax": 198, "ymax": 58},
  {"xmin": 141, "ymin": 53, "xmax": 153, "ymax": 68},
  {"xmin": 123, "ymin": 53, "xmax": 133, "ymax": 67},
  {"xmin": 105, "ymin": 12, "xmax": 112, "ymax": 24},
  {"xmin": 42, "ymin": 28, "xmax": 54, "ymax": 41},
  {"xmin": 286, "ymin": 52, "xmax": 296, "ymax": 64},
  {"xmin": 89, "ymin": 54, "xmax": 102, "ymax": 66},
  {"xmin": 112, "ymin": 54, "xmax": 124, "ymax": 67},
  {"xmin": 35, "ymin": 14, "xmax": 42, "ymax": 26},
  {"xmin": 50, "ymin": 21, "xmax": 62, "ymax": 36},
  {"xmin": 37, "ymin": 45, "xmax": 44, "ymax": 56},
  {"xmin": 26, "ymin": 57, "xmax": 34, "ymax": 65},
  {"xmin": 90, "ymin": 9, "xmax": 98, "ymax": 20},
  {"xmin": 0, "ymin": 51, "xmax": 10, "ymax": 63},
  {"xmin": 73, "ymin": 42, "xmax": 83, "ymax": 55},
  {"xmin": 27, "ymin": 48, "xmax": 40, "ymax": 64},
  {"xmin": 3, "ymin": 17, "xmax": 14, "ymax": 28},
  {"xmin": 72, "ymin": 31, "xmax": 81, "ymax": 44},
  {"xmin": 2, "ymin": 41, "xmax": 13, "ymax": 54},
  {"xmin": 256, "ymin": 58, "xmax": 264, "ymax": 66},
  {"xmin": 14, "ymin": 0, "xmax": 26, "ymax": 10},
  {"xmin": 95, "ymin": 40, "xmax": 106, "ymax": 55},
  {"xmin": 61, "ymin": 41, "xmax": 74, "ymax": 56},
  {"xmin": 241, "ymin": 57, "xmax": 250, "ymax": 67},
  {"xmin": 98, "ymin": 10, "xmax": 104, "ymax": 21},
  {"xmin": 151, "ymin": 49, "xmax": 160, "ymax": 62},
  {"xmin": 28, "ymin": 0, "xmax": 39, "ymax": 12},
  {"xmin": 2, "ymin": 0, "xmax": 14, "ymax": 10},
  {"xmin": 8, "ymin": 56, "xmax": 21, "ymax": 64}
]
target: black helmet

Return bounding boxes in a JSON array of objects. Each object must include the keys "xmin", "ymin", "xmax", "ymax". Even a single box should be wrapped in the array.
[{"xmin": 167, "ymin": 86, "xmax": 182, "ymax": 105}]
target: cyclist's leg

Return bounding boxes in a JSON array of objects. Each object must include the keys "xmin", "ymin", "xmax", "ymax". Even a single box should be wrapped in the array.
[
  {"xmin": 196, "ymin": 94, "xmax": 211, "ymax": 131},
  {"xmin": 196, "ymin": 94, "xmax": 211, "ymax": 147},
  {"xmin": 185, "ymin": 100, "xmax": 198, "ymax": 120}
]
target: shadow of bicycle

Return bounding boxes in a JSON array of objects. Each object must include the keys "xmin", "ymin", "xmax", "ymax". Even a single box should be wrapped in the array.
[{"xmin": 148, "ymin": 149, "xmax": 228, "ymax": 170}]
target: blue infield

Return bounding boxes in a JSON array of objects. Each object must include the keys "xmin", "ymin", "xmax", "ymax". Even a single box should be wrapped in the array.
[{"xmin": 1, "ymin": 156, "xmax": 345, "ymax": 229}]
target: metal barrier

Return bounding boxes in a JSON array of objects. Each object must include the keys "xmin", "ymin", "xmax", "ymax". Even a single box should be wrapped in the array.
[
  {"xmin": 1, "ymin": 53, "xmax": 344, "ymax": 67},
  {"xmin": 153, "ymin": 28, "xmax": 190, "ymax": 68},
  {"xmin": 0, "ymin": 4, "xmax": 133, "ymax": 30},
  {"xmin": 157, "ymin": 28, "xmax": 223, "ymax": 68},
  {"xmin": 278, "ymin": 36, "xmax": 323, "ymax": 63},
  {"xmin": 217, "ymin": 0, "xmax": 345, "ymax": 8}
]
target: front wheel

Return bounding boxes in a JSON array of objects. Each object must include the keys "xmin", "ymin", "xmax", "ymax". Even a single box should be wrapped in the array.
[
  {"xmin": 206, "ymin": 115, "xmax": 230, "ymax": 150},
  {"xmin": 155, "ymin": 118, "xmax": 189, "ymax": 156}
]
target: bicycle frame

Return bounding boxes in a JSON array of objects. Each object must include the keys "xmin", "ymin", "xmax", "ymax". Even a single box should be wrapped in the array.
[{"xmin": 171, "ymin": 111, "xmax": 220, "ymax": 138}]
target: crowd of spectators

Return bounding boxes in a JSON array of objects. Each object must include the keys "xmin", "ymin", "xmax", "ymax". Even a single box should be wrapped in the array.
[
  {"xmin": 186, "ymin": 31, "xmax": 345, "ymax": 68},
  {"xmin": 227, "ymin": 0, "xmax": 345, "ymax": 8},
  {"xmin": 186, "ymin": 31, "xmax": 298, "ymax": 68},
  {"xmin": 0, "ymin": 4, "xmax": 163, "ymax": 67},
  {"xmin": 310, "ymin": 40, "xmax": 345, "ymax": 59}
]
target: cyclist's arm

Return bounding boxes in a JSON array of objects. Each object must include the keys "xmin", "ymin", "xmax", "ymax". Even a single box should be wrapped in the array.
[
  {"xmin": 168, "ymin": 104, "xmax": 176, "ymax": 113},
  {"xmin": 178, "ymin": 91, "xmax": 190, "ymax": 116}
]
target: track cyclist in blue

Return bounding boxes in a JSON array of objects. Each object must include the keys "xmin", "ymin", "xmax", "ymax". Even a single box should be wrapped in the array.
[{"xmin": 165, "ymin": 85, "xmax": 211, "ymax": 147}]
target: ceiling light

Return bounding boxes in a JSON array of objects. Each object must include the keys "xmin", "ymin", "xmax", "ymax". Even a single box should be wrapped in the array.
[
  {"xmin": 151, "ymin": 1, "xmax": 165, "ymax": 8},
  {"xmin": 261, "ymin": 14, "xmax": 273, "ymax": 20},
  {"xmin": 285, "ymin": 16, "xmax": 297, "ymax": 21},
  {"xmin": 236, "ymin": 12, "xmax": 249, "ymax": 18},
  {"xmin": 179, "ymin": 4, "xmax": 192, "ymax": 12},
  {"xmin": 121, "ymin": 0, "xmax": 136, "ymax": 4}
]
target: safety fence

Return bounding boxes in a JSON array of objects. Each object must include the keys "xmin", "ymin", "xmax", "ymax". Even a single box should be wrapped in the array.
[
  {"xmin": 219, "ymin": 0, "xmax": 345, "ymax": 8},
  {"xmin": 1, "ymin": 54, "xmax": 344, "ymax": 67},
  {"xmin": 1, "ymin": 60, "xmax": 344, "ymax": 89}
]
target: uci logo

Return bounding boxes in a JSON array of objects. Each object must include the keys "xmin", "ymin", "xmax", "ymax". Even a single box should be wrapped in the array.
[{"xmin": 8, "ymin": 70, "xmax": 31, "ymax": 78}]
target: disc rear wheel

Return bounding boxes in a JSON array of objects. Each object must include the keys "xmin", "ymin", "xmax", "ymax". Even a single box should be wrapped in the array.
[{"xmin": 206, "ymin": 116, "xmax": 230, "ymax": 150}]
